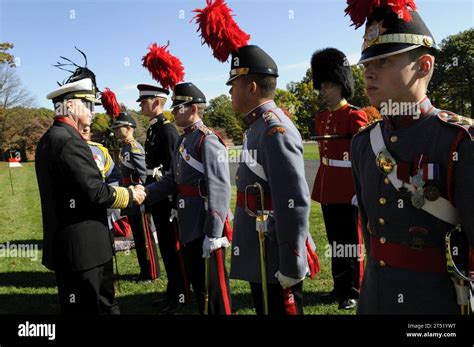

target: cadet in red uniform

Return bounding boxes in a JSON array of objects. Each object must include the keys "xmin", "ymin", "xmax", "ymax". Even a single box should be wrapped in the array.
[{"xmin": 310, "ymin": 48, "xmax": 368, "ymax": 309}]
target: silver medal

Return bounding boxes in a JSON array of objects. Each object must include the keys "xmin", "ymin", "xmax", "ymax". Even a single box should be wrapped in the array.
[
  {"xmin": 411, "ymin": 170, "xmax": 425, "ymax": 189},
  {"xmin": 411, "ymin": 191, "xmax": 425, "ymax": 209}
]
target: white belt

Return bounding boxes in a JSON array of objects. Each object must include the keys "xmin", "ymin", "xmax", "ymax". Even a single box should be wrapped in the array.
[
  {"xmin": 242, "ymin": 135, "xmax": 268, "ymax": 182},
  {"xmin": 321, "ymin": 157, "xmax": 352, "ymax": 168},
  {"xmin": 369, "ymin": 123, "xmax": 460, "ymax": 225},
  {"xmin": 179, "ymin": 141, "xmax": 205, "ymax": 174}
]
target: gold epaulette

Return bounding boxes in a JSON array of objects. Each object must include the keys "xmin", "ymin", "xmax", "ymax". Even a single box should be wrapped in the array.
[
  {"xmin": 198, "ymin": 124, "xmax": 213, "ymax": 136},
  {"xmin": 126, "ymin": 139, "xmax": 143, "ymax": 153},
  {"xmin": 355, "ymin": 119, "xmax": 383, "ymax": 136},
  {"xmin": 437, "ymin": 111, "xmax": 474, "ymax": 140}
]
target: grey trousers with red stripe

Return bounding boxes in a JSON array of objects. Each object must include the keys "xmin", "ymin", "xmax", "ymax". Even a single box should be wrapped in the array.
[
  {"xmin": 250, "ymin": 281, "xmax": 304, "ymax": 315},
  {"xmin": 184, "ymin": 236, "xmax": 232, "ymax": 315}
]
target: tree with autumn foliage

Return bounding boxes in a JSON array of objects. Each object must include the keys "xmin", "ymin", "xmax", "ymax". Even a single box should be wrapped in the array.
[{"xmin": 430, "ymin": 29, "xmax": 473, "ymax": 118}]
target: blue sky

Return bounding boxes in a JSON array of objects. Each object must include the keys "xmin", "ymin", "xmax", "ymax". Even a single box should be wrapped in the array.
[{"xmin": 1, "ymin": 0, "xmax": 472, "ymax": 111}]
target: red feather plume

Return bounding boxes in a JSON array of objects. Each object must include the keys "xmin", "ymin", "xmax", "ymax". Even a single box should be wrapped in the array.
[
  {"xmin": 345, "ymin": 0, "xmax": 417, "ymax": 29},
  {"xmin": 100, "ymin": 88, "xmax": 121, "ymax": 118},
  {"xmin": 193, "ymin": 0, "xmax": 250, "ymax": 62},
  {"xmin": 142, "ymin": 42, "xmax": 185, "ymax": 90}
]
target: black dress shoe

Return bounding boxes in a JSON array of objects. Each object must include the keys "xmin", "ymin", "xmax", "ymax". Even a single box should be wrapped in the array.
[
  {"xmin": 320, "ymin": 289, "xmax": 337, "ymax": 298},
  {"xmin": 338, "ymin": 298, "xmax": 358, "ymax": 310},
  {"xmin": 152, "ymin": 296, "xmax": 172, "ymax": 310}
]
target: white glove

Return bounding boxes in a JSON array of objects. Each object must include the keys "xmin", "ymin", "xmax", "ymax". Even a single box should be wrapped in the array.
[
  {"xmin": 169, "ymin": 208, "xmax": 178, "ymax": 222},
  {"xmin": 153, "ymin": 165, "xmax": 163, "ymax": 180},
  {"xmin": 275, "ymin": 271, "xmax": 305, "ymax": 289},
  {"xmin": 202, "ymin": 235, "xmax": 231, "ymax": 258},
  {"xmin": 351, "ymin": 194, "xmax": 358, "ymax": 207}
]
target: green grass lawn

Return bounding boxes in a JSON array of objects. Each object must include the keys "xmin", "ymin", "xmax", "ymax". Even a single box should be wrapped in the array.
[
  {"xmin": 303, "ymin": 142, "xmax": 320, "ymax": 161},
  {"xmin": 229, "ymin": 142, "xmax": 319, "ymax": 161},
  {"xmin": 0, "ymin": 162, "xmax": 349, "ymax": 315}
]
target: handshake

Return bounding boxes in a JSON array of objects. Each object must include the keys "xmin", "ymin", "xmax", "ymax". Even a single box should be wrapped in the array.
[{"xmin": 129, "ymin": 185, "xmax": 147, "ymax": 205}]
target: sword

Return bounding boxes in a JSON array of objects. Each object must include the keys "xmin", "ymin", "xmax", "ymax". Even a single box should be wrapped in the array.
[
  {"xmin": 314, "ymin": 134, "xmax": 352, "ymax": 141},
  {"xmin": 113, "ymin": 251, "xmax": 121, "ymax": 293},
  {"xmin": 139, "ymin": 205, "xmax": 151, "ymax": 261},
  {"xmin": 445, "ymin": 225, "xmax": 474, "ymax": 314},
  {"xmin": 245, "ymin": 182, "xmax": 269, "ymax": 315},
  {"xmin": 204, "ymin": 256, "xmax": 210, "ymax": 315}
]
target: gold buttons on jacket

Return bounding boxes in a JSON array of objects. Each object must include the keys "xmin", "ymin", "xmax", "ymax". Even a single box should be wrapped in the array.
[
  {"xmin": 378, "ymin": 218, "xmax": 385, "ymax": 225},
  {"xmin": 379, "ymin": 260, "xmax": 386, "ymax": 267},
  {"xmin": 379, "ymin": 237, "xmax": 387, "ymax": 244},
  {"xmin": 384, "ymin": 177, "xmax": 390, "ymax": 184},
  {"xmin": 390, "ymin": 136, "xmax": 398, "ymax": 143},
  {"xmin": 379, "ymin": 197, "xmax": 387, "ymax": 205}
]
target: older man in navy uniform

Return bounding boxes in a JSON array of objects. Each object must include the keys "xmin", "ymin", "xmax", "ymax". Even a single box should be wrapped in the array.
[
  {"xmin": 113, "ymin": 112, "xmax": 161, "ymax": 282},
  {"xmin": 137, "ymin": 84, "xmax": 189, "ymax": 313},
  {"xmin": 310, "ymin": 48, "xmax": 368, "ymax": 309},
  {"xmin": 145, "ymin": 82, "xmax": 232, "ymax": 315},
  {"xmin": 347, "ymin": 1, "xmax": 474, "ymax": 314},
  {"xmin": 36, "ymin": 61, "xmax": 146, "ymax": 315},
  {"xmin": 228, "ymin": 45, "xmax": 319, "ymax": 315}
]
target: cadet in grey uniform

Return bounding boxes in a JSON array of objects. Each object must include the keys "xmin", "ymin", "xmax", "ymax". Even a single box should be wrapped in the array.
[
  {"xmin": 145, "ymin": 82, "xmax": 232, "ymax": 315},
  {"xmin": 346, "ymin": 2, "xmax": 474, "ymax": 314},
  {"xmin": 227, "ymin": 45, "xmax": 319, "ymax": 315},
  {"xmin": 113, "ymin": 112, "xmax": 160, "ymax": 281}
]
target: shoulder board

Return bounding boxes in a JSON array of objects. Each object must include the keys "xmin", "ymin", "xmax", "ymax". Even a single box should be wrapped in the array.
[
  {"xmin": 156, "ymin": 116, "xmax": 172, "ymax": 125},
  {"xmin": 354, "ymin": 119, "xmax": 382, "ymax": 137},
  {"xmin": 262, "ymin": 110, "xmax": 282, "ymax": 124},
  {"xmin": 127, "ymin": 139, "xmax": 143, "ymax": 153},
  {"xmin": 262, "ymin": 110, "xmax": 286, "ymax": 137},
  {"xmin": 437, "ymin": 111, "xmax": 474, "ymax": 140},
  {"xmin": 198, "ymin": 124, "xmax": 214, "ymax": 136},
  {"xmin": 197, "ymin": 125, "xmax": 227, "ymax": 150}
]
